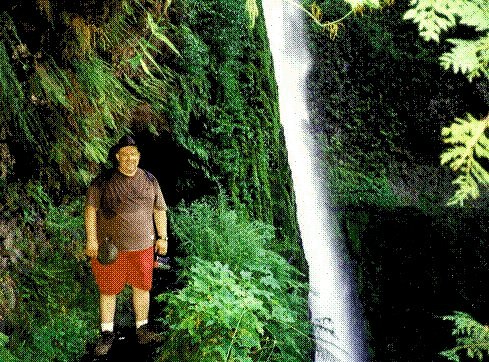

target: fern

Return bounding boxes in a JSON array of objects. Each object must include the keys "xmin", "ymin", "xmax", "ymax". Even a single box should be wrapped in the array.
[
  {"xmin": 440, "ymin": 311, "xmax": 489, "ymax": 362},
  {"xmin": 404, "ymin": 0, "xmax": 461, "ymax": 42},
  {"xmin": 403, "ymin": 0, "xmax": 489, "ymax": 42},
  {"xmin": 245, "ymin": 0, "xmax": 259, "ymax": 28},
  {"xmin": 440, "ymin": 36, "xmax": 489, "ymax": 81},
  {"xmin": 440, "ymin": 114, "xmax": 489, "ymax": 205},
  {"xmin": 404, "ymin": 0, "xmax": 489, "ymax": 204},
  {"xmin": 404, "ymin": 0, "xmax": 488, "ymax": 79}
]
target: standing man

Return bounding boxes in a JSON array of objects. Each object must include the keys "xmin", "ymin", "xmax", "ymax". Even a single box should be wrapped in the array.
[{"xmin": 84, "ymin": 136, "xmax": 168, "ymax": 356}]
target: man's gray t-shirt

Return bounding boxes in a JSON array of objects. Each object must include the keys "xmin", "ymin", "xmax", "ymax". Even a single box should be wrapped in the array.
[{"xmin": 86, "ymin": 168, "xmax": 167, "ymax": 251}]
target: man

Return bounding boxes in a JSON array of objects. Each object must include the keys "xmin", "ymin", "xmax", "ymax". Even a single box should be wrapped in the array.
[{"xmin": 84, "ymin": 135, "xmax": 168, "ymax": 356}]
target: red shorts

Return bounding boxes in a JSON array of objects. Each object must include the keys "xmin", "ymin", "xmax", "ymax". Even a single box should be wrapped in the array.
[{"xmin": 91, "ymin": 246, "xmax": 154, "ymax": 295}]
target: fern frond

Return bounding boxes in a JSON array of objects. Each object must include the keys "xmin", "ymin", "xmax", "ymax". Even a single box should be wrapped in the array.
[
  {"xmin": 146, "ymin": 12, "xmax": 180, "ymax": 56},
  {"xmin": 440, "ymin": 311, "xmax": 489, "ymax": 361},
  {"xmin": 73, "ymin": 56, "xmax": 138, "ymax": 123},
  {"xmin": 454, "ymin": 1, "xmax": 489, "ymax": 32},
  {"xmin": 403, "ymin": 0, "xmax": 457, "ymax": 42},
  {"xmin": 441, "ymin": 114, "xmax": 489, "ymax": 205},
  {"xmin": 440, "ymin": 36, "xmax": 489, "ymax": 81},
  {"xmin": 446, "ymin": 174, "xmax": 479, "ymax": 206},
  {"xmin": 245, "ymin": 0, "xmax": 259, "ymax": 29},
  {"xmin": 34, "ymin": 59, "xmax": 73, "ymax": 111}
]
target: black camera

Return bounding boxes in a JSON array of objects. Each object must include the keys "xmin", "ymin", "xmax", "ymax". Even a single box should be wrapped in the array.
[{"xmin": 154, "ymin": 255, "xmax": 171, "ymax": 270}]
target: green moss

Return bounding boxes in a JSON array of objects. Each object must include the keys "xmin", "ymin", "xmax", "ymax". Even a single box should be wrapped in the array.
[{"xmin": 162, "ymin": 0, "xmax": 302, "ymax": 265}]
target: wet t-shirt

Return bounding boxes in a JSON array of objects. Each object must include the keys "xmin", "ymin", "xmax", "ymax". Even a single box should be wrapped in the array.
[{"xmin": 86, "ymin": 168, "xmax": 167, "ymax": 251}]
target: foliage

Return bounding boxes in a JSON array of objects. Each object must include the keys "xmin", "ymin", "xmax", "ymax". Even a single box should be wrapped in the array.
[
  {"xmin": 158, "ymin": 258, "xmax": 309, "ymax": 361},
  {"xmin": 15, "ymin": 309, "xmax": 97, "ymax": 362},
  {"xmin": 158, "ymin": 198, "xmax": 311, "ymax": 361},
  {"xmin": 403, "ymin": 0, "xmax": 489, "ymax": 204},
  {"xmin": 403, "ymin": 0, "xmax": 488, "ymax": 80},
  {"xmin": 440, "ymin": 114, "xmax": 489, "ymax": 205},
  {"xmin": 1, "ymin": 0, "xmax": 301, "ymax": 260},
  {"xmin": 0, "ymin": 1, "xmax": 180, "ymax": 186},
  {"xmin": 0, "ymin": 1, "xmax": 304, "ymax": 360},
  {"xmin": 5, "ymin": 185, "xmax": 98, "ymax": 360},
  {"xmin": 169, "ymin": 196, "xmax": 302, "ymax": 270},
  {"xmin": 170, "ymin": 197, "xmax": 274, "ymax": 268},
  {"xmin": 440, "ymin": 311, "xmax": 489, "ymax": 361},
  {"xmin": 305, "ymin": 0, "xmax": 466, "ymax": 207},
  {"xmin": 164, "ymin": 0, "xmax": 301, "ymax": 256},
  {"xmin": 246, "ymin": 0, "xmax": 388, "ymax": 38},
  {"xmin": 325, "ymin": 155, "xmax": 400, "ymax": 207},
  {"xmin": 0, "ymin": 333, "xmax": 19, "ymax": 362},
  {"xmin": 321, "ymin": 128, "xmax": 402, "ymax": 206}
]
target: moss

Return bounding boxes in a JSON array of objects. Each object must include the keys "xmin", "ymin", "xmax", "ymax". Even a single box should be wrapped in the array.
[{"xmin": 162, "ymin": 0, "xmax": 302, "ymax": 266}]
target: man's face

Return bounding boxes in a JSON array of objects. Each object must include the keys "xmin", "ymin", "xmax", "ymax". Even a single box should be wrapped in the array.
[{"xmin": 116, "ymin": 145, "xmax": 140, "ymax": 175}]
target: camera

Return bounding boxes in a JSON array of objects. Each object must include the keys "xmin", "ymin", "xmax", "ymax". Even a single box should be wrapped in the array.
[{"xmin": 154, "ymin": 255, "xmax": 171, "ymax": 270}]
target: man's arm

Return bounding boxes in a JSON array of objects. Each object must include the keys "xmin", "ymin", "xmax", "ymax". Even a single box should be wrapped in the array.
[
  {"xmin": 85, "ymin": 204, "xmax": 98, "ymax": 258},
  {"xmin": 154, "ymin": 208, "xmax": 168, "ymax": 255}
]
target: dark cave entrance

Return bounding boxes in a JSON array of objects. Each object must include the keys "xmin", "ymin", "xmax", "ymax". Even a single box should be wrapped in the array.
[{"xmin": 131, "ymin": 130, "xmax": 216, "ymax": 208}]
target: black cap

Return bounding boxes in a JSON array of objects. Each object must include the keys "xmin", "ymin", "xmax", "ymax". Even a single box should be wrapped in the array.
[{"xmin": 114, "ymin": 135, "xmax": 137, "ymax": 152}]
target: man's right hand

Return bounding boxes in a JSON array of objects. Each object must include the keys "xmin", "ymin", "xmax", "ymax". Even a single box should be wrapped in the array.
[{"xmin": 85, "ymin": 240, "xmax": 98, "ymax": 258}]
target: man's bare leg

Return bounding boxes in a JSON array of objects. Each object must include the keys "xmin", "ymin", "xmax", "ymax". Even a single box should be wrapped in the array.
[
  {"xmin": 132, "ymin": 286, "xmax": 150, "ymax": 326},
  {"xmin": 100, "ymin": 294, "xmax": 117, "ymax": 327},
  {"xmin": 95, "ymin": 294, "xmax": 117, "ymax": 356}
]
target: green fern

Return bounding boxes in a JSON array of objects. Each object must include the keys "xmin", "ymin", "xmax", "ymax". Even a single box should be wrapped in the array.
[
  {"xmin": 404, "ymin": 0, "xmax": 488, "ymax": 79},
  {"xmin": 455, "ymin": 0, "xmax": 489, "ymax": 32},
  {"xmin": 404, "ymin": 0, "xmax": 489, "ymax": 204},
  {"xmin": 403, "ymin": 0, "xmax": 458, "ymax": 42},
  {"xmin": 403, "ymin": 0, "xmax": 488, "ymax": 42},
  {"xmin": 440, "ymin": 311, "xmax": 489, "ymax": 362},
  {"xmin": 440, "ymin": 36, "xmax": 489, "ymax": 81},
  {"xmin": 440, "ymin": 114, "xmax": 489, "ymax": 205}
]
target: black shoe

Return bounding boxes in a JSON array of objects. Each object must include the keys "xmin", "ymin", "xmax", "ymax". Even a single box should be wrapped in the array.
[
  {"xmin": 94, "ymin": 331, "xmax": 115, "ymax": 356},
  {"xmin": 136, "ymin": 324, "xmax": 164, "ymax": 345}
]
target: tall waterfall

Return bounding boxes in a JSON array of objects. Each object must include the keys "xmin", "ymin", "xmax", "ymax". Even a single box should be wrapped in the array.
[{"xmin": 262, "ymin": 1, "xmax": 367, "ymax": 361}]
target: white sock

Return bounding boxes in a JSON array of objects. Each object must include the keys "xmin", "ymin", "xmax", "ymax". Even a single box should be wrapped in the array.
[
  {"xmin": 101, "ymin": 322, "xmax": 114, "ymax": 332},
  {"xmin": 136, "ymin": 319, "xmax": 148, "ymax": 329}
]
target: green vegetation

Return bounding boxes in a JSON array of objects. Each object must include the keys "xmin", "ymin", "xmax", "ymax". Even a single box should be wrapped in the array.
[
  {"xmin": 1, "ymin": 184, "xmax": 98, "ymax": 361},
  {"xmin": 157, "ymin": 198, "xmax": 311, "ymax": 361},
  {"xmin": 0, "ymin": 0, "xmax": 305, "ymax": 360},
  {"xmin": 403, "ymin": 0, "xmax": 489, "ymax": 206},
  {"xmin": 402, "ymin": 1, "xmax": 489, "ymax": 360},
  {"xmin": 299, "ymin": 1, "xmax": 488, "ymax": 360},
  {"xmin": 440, "ymin": 311, "xmax": 489, "ymax": 362},
  {"xmin": 302, "ymin": 0, "xmax": 487, "ymax": 209}
]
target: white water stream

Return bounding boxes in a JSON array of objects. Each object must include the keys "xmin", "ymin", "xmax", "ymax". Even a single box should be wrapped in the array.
[{"xmin": 262, "ymin": 1, "xmax": 367, "ymax": 361}]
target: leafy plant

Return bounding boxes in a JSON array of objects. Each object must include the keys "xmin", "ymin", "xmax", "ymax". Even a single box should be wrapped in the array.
[
  {"xmin": 0, "ymin": 333, "xmax": 19, "ymax": 362},
  {"xmin": 169, "ymin": 197, "xmax": 275, "ymax": 270},
  {"xmin": 403, "ymin": 0, "xmax": 489, "ymax": 204},
  {"xmin": 246, "ymin": 0, "xmax": 387, "ymax": 37},
  {"xmin": 440, "ymin": 114, "xmax": 489, "ymax": 205},
  {"xmin": 440, "ymin": 311, "xmax": 489, "ymax": 361},
  {"xmin": 6, "ymin": 189, "xmax": 98, "ymax": 361},
  {"xmin": 16, "ymin": 309, "xmax": 97, "ymax": 362},
  {"xmin": 160, "ymin": 198, "xmax": 311, "ymax": 361},
  {"xmin": 157, "ymin": 258, "xmax": 310, "ymax": 361}
]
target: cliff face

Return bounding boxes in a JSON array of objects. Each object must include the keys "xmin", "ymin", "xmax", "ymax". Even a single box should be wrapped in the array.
[
  {"xmin": 0, "ymin": 3, "xmax": 309, "ymax": 360},
  {"xmin": 161, "ymin": 0, "xmax": 300, "ymax": 258},
  {"xmin": 0, "ymin": 0, "xmax": 301, "ymax": 264}
]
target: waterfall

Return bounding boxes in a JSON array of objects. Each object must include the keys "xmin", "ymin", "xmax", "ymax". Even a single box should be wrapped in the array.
[{"xmin": 262, "ymin": 1, "xmax": 367, "ymax": 361}]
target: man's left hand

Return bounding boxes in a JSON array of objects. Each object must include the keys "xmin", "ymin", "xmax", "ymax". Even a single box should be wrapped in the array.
[{"xmin": 155, "ymin": 238, "xmax": 168, "ymax": 255}]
